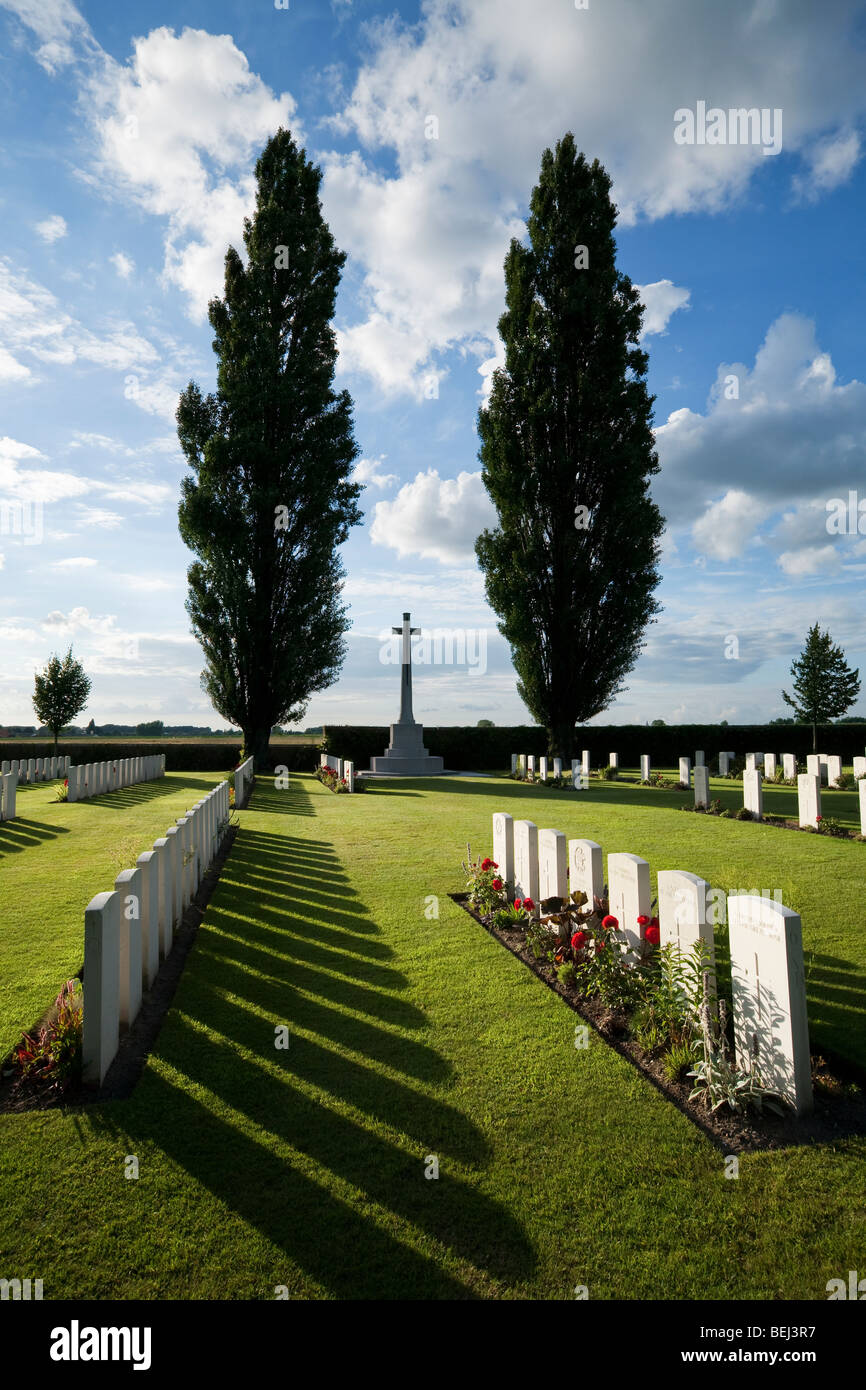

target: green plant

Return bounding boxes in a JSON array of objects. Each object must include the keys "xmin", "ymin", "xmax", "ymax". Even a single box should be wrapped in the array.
[
  {"xmin": 813, "ymin": 816, "xmax": 848, "ymax": 838},
  {"xmin": 601, "ymin": 764, "xmax": 618, "ymax": 780},
  {"xmin": 53, "ymin": 779, "xmax": 69, "ymax": 802},
  {"xmin": 735, "ymin": 807, "xmax": 753, "ymax": 821},
  {"xmin": 719, "ymin": 808, "xmax": 733, "ymax": 818},
  {"xmin": 15, "ymin": 980, "xmax": 82, "ymax": 1091},
  {"xmin": 461, "ymin": 848, "xmax": 507, "ymax": 913},
  {"xmin": 492, "ymin": 900, "xmax": 532, "ymax": 929},
  {"xmin": 526, "ymin": 917, "xmax": 553, "ymax": 960},
  {"xmin": 556, "ymin": 961, "xmax": 577, "ymax": 986},
  {"xmin": 708, "ymin": 798, "xmax": 723, "ymax": 814},
  {"xmin": 663, "ymin": 1040, "xmax": 694, "ymax": 1083},
  {"xmin": 833, "ymin": 771, "xmax": 855, "ymax": 790},
  {"xmin": 687, "ymin": 991, "xmax": 786, "ymax": 1116}
]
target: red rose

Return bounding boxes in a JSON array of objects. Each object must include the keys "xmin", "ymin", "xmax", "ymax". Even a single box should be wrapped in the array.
[
  {"xmin": 645, "ymin": 924, "xmax": 661, "ymax": 946},
  {"xmin": 513, "ymin": 898, "xmax": 522, "ymax": 910},
  {"xmin": 637, "ymin": 915, "xmax": 650, "ymax": 927},
  {"xmin": 522, "ymin": 897, "xmax": 535, "ymax": 911},
  {"xmin": 650, "ymin": 916, "xmax": 659, "ymax": 929},
  {"xmin": 571, "ymin": 930, "xmax": 587, "ymax": 950},
  {"xmin": 601, "ymin": 914, "xmax": 618, "ymax": 930},
  {"xmin": 815, "ymin": 815, "xmax": 822, "ymax": 822},
  {"xmin": 491, "ymin": 878, "xmax": 503, "ymax": 892},
  {"xmin": 481, "ymin": 857, "xmax": 493, "ymax": 871}
]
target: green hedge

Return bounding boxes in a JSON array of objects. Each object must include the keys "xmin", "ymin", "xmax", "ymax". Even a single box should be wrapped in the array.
[
  {"xmin": 0, "ymin": 740, "xmax": 322, "ymax": 773},
  {"xmin": 322, "ymin": 723, "xmax": 866, "ymax": 771}
]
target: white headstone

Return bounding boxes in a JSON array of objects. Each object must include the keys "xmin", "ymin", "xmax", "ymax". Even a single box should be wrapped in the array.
[
  {"xmin": 513, "ymin": 820, "xmax": 539, "ymax": 904},
  {"xmin": 581, "ymin": 749, "xmax": 590, "ymax": 777},
  {"xmin": 852, "ymin": 755, "xmax": 866, "ymax": 781},
  {"xmin": 538, "ymin": 828, "xmax": 567, "ymax": 904},
  {"xmin": 727, "ymin": 894, "xmax": 812, "ymax": 1115},
  {"xmin": 82, "ymin": 891, "xmax": 121, "ymax": 1084},
  {"xmin": 860, "ymin": 780, "xmax": 866, "ymax": 837},
  {"xmin": 115, "ymin": 867, "xmax": 143, "ymax": 1027},
  {"xmin": 782, "ymin": 753, "xmax": 797, "ymax": 780},
  {"xmin": 572, "ymin": 767, "xmax": 585, "ymax": 790},
  {"xmin": 694, "ymin": 764, "xmax": 710, "ymax": 808},
  {"xmin": 718, "ymin": 752, "xmax": 730, "ymax": 776},
  {"xmin": 527, "ymin": 755, "xmax": 535, "ymax": 776},
  {"xmin": 826, "ymin": 755, "xmax": 842, "ymax": 787},
  {"xmin": 745, "ymin": 753, "xmax": 756, "ymax": 772},
  {"xmin": 695, "ymin": 750, "xmax": 705, "ymax": 767},
  {"xmin": 539, "ymin": 756, "xmax": 548, "ymax": 782},
  {"xmin": 743, "ymin": 768, "xmax": 763, "ymax": 820},
  {"xmin": 657, "ymin": 869, "xmax": 714, "ymax": 971},
  {"xmin": 764, "ymin": 753, "xmax": 777, "ymax": 780},
  {"xmin": 152, "ymin": 837, "xmax": 171, "ymax": 957},
  {"xmin": 568, "ymin": 838, "xmax": 603, "ymax": 909},
  {"xmin": 492, "ymin": 812, "xmax": 514, "ymax": 889},
  {"xmin": 609, "ymin": 752, "xmax": 618, "ymax": 771},
  {"xmin": 797, "ymin": 773, "xmax": 821, "ymax": 829},
  {"xmin": 640, "ymin": 754, "xmax": 650, "ymax": 781},
  {"xmin": 817, "ymin": 755, "xmax": 829, "ymax": 786},
  {"xmin": 570, "ymin": 759, "xmax": 579, "ymax": 778},
  {"xmin": 345, "ymin": 760, "xmax": 355, "ymax": 792},
  {"xmin": 678, "ymin": 756, "xmax": 691, "ymax": 787},
  {"xmin": 136, "ymin": 850, "xmax": 160, "ymax": 988},
  {"xmin": 806, "ymin": 754, "xmax": 820, "ymax": 781},
  {"xmin": 510, "ymin": 754, "xmax": 517, "ymax": 774},
  {"xmin": 607, "ymin": 852, "xmax": 651, "ymax": 959},
  {"xmin": 553, "ymin": 757, "xmax": 562, "ymax": 780}
]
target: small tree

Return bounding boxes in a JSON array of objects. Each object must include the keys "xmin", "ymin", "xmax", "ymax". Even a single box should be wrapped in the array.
[
  {"xmin": 476, "ymin": 719, "xmax": 495, "ymax": 728},
  {"xmin": 32, "ymin": 648, "xmax": 91, "ymax": 755},
  {"xmin": 782, "ymin": 624, "xmax": 861, "ymax": 750}
]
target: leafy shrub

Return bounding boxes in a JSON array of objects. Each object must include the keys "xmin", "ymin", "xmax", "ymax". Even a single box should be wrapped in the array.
[
  {"xmin": 719, "ymin": 808, "xmax": 733, "ymax": 818},
  {"xmin": 813, "ymin": 816, "xmax": 848, "ymax": 838},
  {"xmin": 16, "ymin": 980, "xmax": 82, "ymax": 1091},
  {"xmin": 663, "ymin": 1040, "xmax": 694, "ymax": 1083},
  {"xmin": 833, "ymin": 771, "xmax": 855, "ymax": 790},
  {"xmin": 600, "ymin": 764, "xmax": 618, "ymax": 780},
  {"xmin": 735, "ymin": 807, "xmax": 753, "ymax": 821},
  {"xmin": 462, "ymin": 848, "xmax": 508, "ymax": 912},
  {"xmin": 556, "ymin": 961, "xmax": 577, "ymax": 986}
]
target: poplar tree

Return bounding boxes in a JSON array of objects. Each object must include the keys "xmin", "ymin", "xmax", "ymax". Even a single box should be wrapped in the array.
[
  {"xmin": 177, "ymin": 129, "xmax": 362, "ymax": 768},
  {"xmin": 476, "ymin": 135, "xmax": 664, "ymax": 760}
]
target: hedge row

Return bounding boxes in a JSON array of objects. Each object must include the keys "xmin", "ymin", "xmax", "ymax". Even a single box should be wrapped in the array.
[
  {"xmin": 323, "ymin": 723, "xmax": 866, "ymax": 770},
  {"xmin": 0, "ymin": 740, "xmax": 322, "ymax": 773}
]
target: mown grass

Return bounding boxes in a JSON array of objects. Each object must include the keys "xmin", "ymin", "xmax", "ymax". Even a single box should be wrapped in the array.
[
  {"xmin": 0, "ymin": 773, "xmax": 228, "ymax": 1057},
  {"xmin": 0, "ymin": 772, "xmax": 864, "ymax": 1300}
]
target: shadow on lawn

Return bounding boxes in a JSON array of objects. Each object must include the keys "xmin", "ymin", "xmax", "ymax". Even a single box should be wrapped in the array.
[
  {"xmin": 94, "ymin": 773, "xmax": 536, "ymax": 1296},
  {"xmin": 0, "ymin": 818, "xmax": 71, "ymax": 854},
  {"xmin": 79, "ymin": 775, "xmax": 225, "ymax": 811}
]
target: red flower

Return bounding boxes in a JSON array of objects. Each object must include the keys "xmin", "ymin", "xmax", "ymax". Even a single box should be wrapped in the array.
[
  {"xmin": 601, "ymin": 914, "xmax": 618, "ymax": 930},
  {"xmin": 595, "ymin": 940, "xmax": 605, "ymax": 954},
  {"xmin": 491, "ymin": 878, "xmax": 503, "ymax": 892},
  {"xmin": 815, "ymin": 815, "xmax": 822, "ymax": 822},
  {"xmin": 637, "ymin": 914, "xmax": 650, "ymax": 927},
  {"xmin": 650, "ymin": 916, "xmax": 659, "ymax": 929},
  {"xmin": 481, "ymin": 857, "xmax": 494, "ymax": 871},
  {"xmin": 571, "ymin": 930, "xmax": 587, "ymax": 950},
  {"xmin": 645, "ymin": 924, "xmax": 661, "ymax": 946},
  {"xmin": 64, "ymin": 778, "xmax": 68, "ymax": 787},
  {"xmin": 522, "ymin": 897, "xmax": 535, "ymax": 912},
  {"xmin": 513, "ymin": 898, "xmax": 522, "ymax": 910}
]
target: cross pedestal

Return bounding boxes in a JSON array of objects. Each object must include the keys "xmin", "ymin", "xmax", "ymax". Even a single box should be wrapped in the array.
[{"xmin": 369, "ymin": 611, "xmax": 445, "ymax": 776}]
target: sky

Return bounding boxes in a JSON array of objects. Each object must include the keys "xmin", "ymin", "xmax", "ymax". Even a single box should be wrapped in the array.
[{"xmin": 1, "ymin": 0, "xmax": 865, "ymax": 732}]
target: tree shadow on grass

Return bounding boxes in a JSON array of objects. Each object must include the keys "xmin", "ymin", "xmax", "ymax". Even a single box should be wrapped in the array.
[
  {"xmin": 803, "ymin": 952, "xmax": 866, "ymax": 1071},
  {"xmin": 0, "ymin": 818, "xmax": 72, "ymax": 854}
]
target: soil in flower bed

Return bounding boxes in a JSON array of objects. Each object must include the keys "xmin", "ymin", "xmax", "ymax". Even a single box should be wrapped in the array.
[
  {"xmin": 0, "ymin": 826, "xmax": 239, "ymax": 1114},
  {"xmin": 450, "ymin": 893, "xmax": 866, "ymax": 1154}
]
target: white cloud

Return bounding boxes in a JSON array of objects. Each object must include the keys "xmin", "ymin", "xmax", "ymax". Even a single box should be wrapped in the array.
[
  {"xmin": 35, "ymin": 214, "xmax": 68, "ymax": 243},
  {"xmin": 110, "ymin": 251, "xmax": 135, "ymax": 279},
  {"xmin": 777, "ymin": 544, "xmax": 843, "ymax": 578},
  {"xmin": 0, "ymin": 346, "xmax": 32, "ymax": 383},
  {"xmin": 690, "ymin": 489, "xmax": 763, "ymax": 561},
  {"xmin": 370, "ymin": 468, "xmax": 495, "ymax": 564},
  {"xmin": 50, "ymin": 555, "xmax": 98, "ymax": 569},
  {"xmin": 0, "ymin": 0, "xmax": 97, "ymax": 72},
  {"xmin": 792, "ymin": 129, "xmax": 861, "ymax": 203},
  {"xmin": 637, "ymin": 280, "xmax": 690, "ymax": 336},
  {"xmin": 83, "ymin": 26, "xmax": 297, "ymax": 320},
  {"xmin": 354, "ymin": 455, "xmax": 397, "ymax": 489},
  {"xmin": 320, "ymin": 0, "xmax": 866, "ymax": 394}
]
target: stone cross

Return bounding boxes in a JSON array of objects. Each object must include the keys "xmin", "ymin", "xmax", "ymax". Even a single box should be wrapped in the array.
[{"xmin": 392, "ymin": 611, "xmax": 421, "ymax": 725}]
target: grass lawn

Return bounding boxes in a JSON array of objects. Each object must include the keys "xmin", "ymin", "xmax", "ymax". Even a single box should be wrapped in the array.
[
  {"xmin": 0, "ymin": 771, "xmax": 864, "ymax": 1300},
  {"xmin": 0, "ymin": 772, "xmax": 229, "ymax": 1058}
]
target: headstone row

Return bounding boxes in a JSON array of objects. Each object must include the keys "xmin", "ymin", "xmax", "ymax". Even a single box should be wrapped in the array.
[
  {"xmin": 235, "ymin": 755, "xmax": 256, "ymax": 807},
  {"xmin": 490, "ymin": 809, "xmax": 813, "ymax": 1115},
  {"xmin": 67, "ymin": 754, "xmax": 165, "ymax": 803},
  {"xmin": 83, "ymin": 779, "xmax": 231, "ymax": 1085},
  {"xmin": 1, "ymin": 754, "xmax": 71, "ymax": 786},
  {"xmin": 320, "ymin": 753, "xmax": 355, "ymax": 791}
]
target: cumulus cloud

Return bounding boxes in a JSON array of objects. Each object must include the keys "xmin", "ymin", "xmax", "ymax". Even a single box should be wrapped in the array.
[
  {"xmin": 655, "ymin": 313, "xmax": 866, "ymax": 531},
  {"xmin": 792, "ymin": 128, "xmax": 862, "ymax": 203},
  {"xmin": 35, "ymin": 214, "xmax": 68, "ymax": 243},
  {"xmin": 82, "ymin": 26, "xmax": 297, "ymax": 320},
  {"xmin": 637, "ymin": 280, "xmax": 690, "ymax": 336},
  {"xmin": 354, "ymin": 455, "xmax": 397, "ymax": 489},
  {"xmin": 370, "ymin": 468, "xmax": 495, "ymax": 564},
  {"xmin": 0, "ymin": 0, "xmax": 97, "ymax": 72},
  {"xmin": 691, "ymin": 489, "xmax": 764, "ymax": 562},
  {"xmin": 320, "ymin": 0, "xmax": 866, "ymax": 394},
  {"xmin": 110, "ymin": 251, "xmax": 135, "ymax": 279},
  {"xmin": 777, "ymin": 544, "xmax": 843, "ymax": 578}
]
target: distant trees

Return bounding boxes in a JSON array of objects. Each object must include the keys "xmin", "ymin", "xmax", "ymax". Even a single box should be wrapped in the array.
[
  {"xmin": 782, "ymin": 624, "xmax": 861, "ymax": 750},
  {"xmin": 476, "ymin": 719, "xmax": 495, "ymax": 728},
  {"xmin": 136, "ymin": 720, "xmax": 165, "ymax": 737},
  {"xmin": 32, "ymin": 648, "xmax": 91, "ymax": 755}
]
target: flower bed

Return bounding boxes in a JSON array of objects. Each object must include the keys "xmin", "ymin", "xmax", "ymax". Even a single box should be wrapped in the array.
[
  {"xmin": 454, "ymin": 852, "xmax": 866, "ymax": 1150},
  {"xmin": 314, "ymin": 764, "xmax": 368, "ymax": 794}
]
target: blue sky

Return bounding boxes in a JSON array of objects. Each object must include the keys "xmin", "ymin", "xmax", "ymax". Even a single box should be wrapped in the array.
[{"xmin": 1, "ymin": 0, "xmax": 865, "ymax": 731}]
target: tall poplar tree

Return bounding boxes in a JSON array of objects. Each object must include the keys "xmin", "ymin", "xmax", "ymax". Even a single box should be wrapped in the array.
[
  {"xmin": 476, "ymin": 135, "xmax": 664, "ymax": 760},
  {"xmin": 177, "ymin": 129, "xmax": 362, "ymax": 768}
]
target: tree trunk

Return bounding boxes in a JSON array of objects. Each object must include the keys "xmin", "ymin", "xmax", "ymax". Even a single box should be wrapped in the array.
[
  {"xmin": 547, "ymin": 721, "xmax": 574, "ymax": 764},
  {"xmin": 249, "ymin": 726, "xmax": 271, "ymax": 774},
  {"xmin": 812, "ymin": 721, "xmax": 817, "ymax": 753},
  {"xmin": 52, "ymin": 726, "xmax": 59, "ymax": 756}
]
